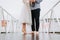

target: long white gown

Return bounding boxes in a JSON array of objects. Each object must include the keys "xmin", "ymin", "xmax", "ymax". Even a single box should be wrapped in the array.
[{"xmin": 20, "ymin": 0, "xmax": 32, "ymax": 25}]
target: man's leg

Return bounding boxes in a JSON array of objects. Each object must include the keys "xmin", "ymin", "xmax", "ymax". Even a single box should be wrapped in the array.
[
  {"xmin": 35, "ymin": 9, "xmax": 40, "ymax": 32},
  {"xmin": 31, "ymin": 10, "xmax": 35, "ymax": 32},
  {"xmin": 36, "ymin": 16, "xmax": 40, "ymax": 31}
]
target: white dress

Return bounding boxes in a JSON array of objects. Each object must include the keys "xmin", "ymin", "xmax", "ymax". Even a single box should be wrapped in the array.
[{"xmin": 20, "ymin": 0, "xmax": 32, "ymax": 25}]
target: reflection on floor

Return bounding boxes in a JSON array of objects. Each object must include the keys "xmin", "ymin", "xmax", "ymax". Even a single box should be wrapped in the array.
[{"xmin": 0, "ymin": 33, "xmax": 60, "ymax": 40}]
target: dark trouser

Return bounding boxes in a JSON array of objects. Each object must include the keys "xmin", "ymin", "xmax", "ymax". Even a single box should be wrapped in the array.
[{"xmin": 31, "ymin": 8, "xmax": 40, "ymax": 31}]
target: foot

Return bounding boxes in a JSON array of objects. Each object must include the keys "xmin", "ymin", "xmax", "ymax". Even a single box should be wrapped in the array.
[
  {"xmin": 22, "ymin": 29, "xmax": 26, "ymax": 34},
  {"xmin": 29, "ymin": 31, "xmax": 34, "ymax": 34},
  {"xmin": 22, "ymin": 31, "xmax": 26, "ymax": 35},
  {"xmin": 36, "ymin": 31, "xmax": 39, "ymax": 35},
  {"xmin": 32, "ymin": 31, "xmax": 34, "ymax": 34}
]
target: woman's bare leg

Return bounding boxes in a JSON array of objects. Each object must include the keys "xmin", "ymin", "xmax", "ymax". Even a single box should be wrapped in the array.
[{"xmin": 22, "ymin": 23, "xmax": 26, "ymax": 34}]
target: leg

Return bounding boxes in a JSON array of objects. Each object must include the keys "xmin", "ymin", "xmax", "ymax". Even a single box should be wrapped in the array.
[
  {"xmin": 34, "ymin": 9, "xmax": 40, "ymax": 34},
  {"xmin": 36, "ymin": 16, "xmax": 39, "ymax": 31},
  {"xmin": 22, "ymin": 23, "xmax": 26, "ymax": 34},
  {"xmin": 31, "ymin": 10, "xmax": 35, "ymax": 32},
  {"xmin": 35, "ymin": 9, "xmax": 40, "ymax": 32},
  {"xmin": 31, "ymin": 17, "xmax": 35, "ymax": 31}
]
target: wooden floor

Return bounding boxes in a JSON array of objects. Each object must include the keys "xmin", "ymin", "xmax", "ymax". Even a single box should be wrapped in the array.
[{"xmin": 0, "ymin": 33, "xmax": 60, "ymax": 40}]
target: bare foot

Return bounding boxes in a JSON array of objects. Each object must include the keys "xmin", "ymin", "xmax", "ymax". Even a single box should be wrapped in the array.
[{"xmin": 36, "ymin": 31, "xmax": 39, "ymax": 35}]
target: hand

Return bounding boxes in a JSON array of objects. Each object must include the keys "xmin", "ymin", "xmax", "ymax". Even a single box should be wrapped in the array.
[
  {"xmin": 29, "ymin": 0, "xmax": 35, "ymax": 7},
  {"xmin": 29, "ymin": 0, "xmax": 35, "ymax": 3},
  {"xmin": 29, "ymin": 0, "xmax": 35, "ymax": 5}
]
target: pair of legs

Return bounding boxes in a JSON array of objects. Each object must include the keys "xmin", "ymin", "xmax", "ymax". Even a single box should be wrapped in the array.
[
  {"xmin": 22, "ymin": 8, "xmax": 40, "ymax": 34},
  {"xmin": 31, "ymin": 8, "xmax": 40, "ymax": 34}
]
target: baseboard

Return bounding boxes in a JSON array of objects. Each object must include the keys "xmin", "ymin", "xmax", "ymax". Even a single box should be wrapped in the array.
[{"xmin": 1, "ymin": 32, "xmax": 6, "ymax": 34}]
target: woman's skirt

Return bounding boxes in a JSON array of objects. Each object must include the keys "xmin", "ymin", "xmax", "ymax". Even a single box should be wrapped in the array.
[{"xmin": 19, "ymin": 3, "xmax": 32, "ymax": 25}]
